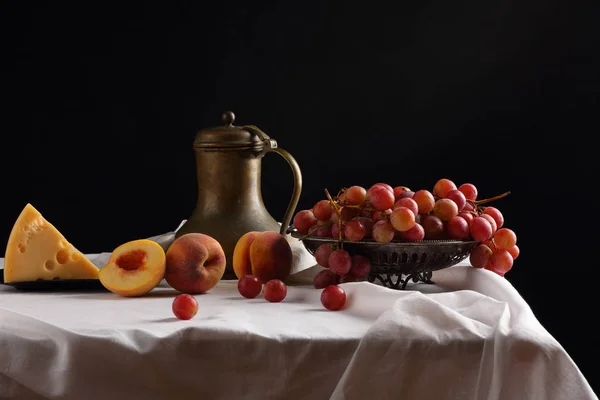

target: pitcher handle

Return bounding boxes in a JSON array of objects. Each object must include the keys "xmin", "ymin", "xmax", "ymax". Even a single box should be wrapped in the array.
[{"xmin": 243, "ymin": 125, "xmax": 302, "ymax": 236}]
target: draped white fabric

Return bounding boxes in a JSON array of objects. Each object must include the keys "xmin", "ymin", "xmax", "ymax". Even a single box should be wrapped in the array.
[{"xmin": 0, "ymin": 227, "xmax": 596, "ymax": 399}]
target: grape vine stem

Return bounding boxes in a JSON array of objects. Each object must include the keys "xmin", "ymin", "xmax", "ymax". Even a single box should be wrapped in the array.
[
  {"xmin": 325, "ymin": 188, "xmax": 344, "ymax": 248},
  {"xmin": 471, "ymin": 191, "xmax": 511, "ymax": 206}
]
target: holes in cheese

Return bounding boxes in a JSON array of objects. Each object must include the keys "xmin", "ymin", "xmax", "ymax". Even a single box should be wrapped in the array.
[
  {"xmin": 44, "ymin": 260, "xmax": 55, "ymax": 271},
  {"xmin": 56, "ymin": 249, "xmax": 69, "ymax": 264},
  {"xmin": 3, "ymin": 203, "xmax": 100, "ymax": 283}
]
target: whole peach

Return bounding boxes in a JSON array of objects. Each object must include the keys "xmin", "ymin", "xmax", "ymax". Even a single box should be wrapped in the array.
[
  {"xmin": 233, "ymin": 231, "xmax": 292, "ymax": 284},
  {"xmin": 165, "ymin": 233, "xmax": 226, "ymax": 294}
]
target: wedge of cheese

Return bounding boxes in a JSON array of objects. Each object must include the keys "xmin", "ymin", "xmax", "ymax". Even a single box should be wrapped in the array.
[{"xmin": 3, "ymin": 203, "xmax": 100, "ymax": 283}]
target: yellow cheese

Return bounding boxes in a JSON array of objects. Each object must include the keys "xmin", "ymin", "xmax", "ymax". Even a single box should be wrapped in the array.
[{"xmin": 4, "ymin": 203, "xmax": 100, "ymax": 283}]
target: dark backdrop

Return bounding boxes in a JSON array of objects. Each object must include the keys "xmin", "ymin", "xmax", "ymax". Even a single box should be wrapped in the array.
[{"xmin": 1, "ymin": 1, "xmax": 598, "ymax": 392}]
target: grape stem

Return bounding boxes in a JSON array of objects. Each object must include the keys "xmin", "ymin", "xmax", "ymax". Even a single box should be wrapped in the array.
[
  {"xmin": 471, "ymin": 191, "xmax": 511, "ymax": 206},
  {"xmin": 344, "ymin": 204, "xmax": 377, "ymax": 212},
  {"xmin": 298, "ymin": 225, "xmax": 320, "ymax": 240},
  {"xmin": 325, "ymin": 188, "xmax": 345, "ymax": 248},
  {"xmin": 324, "ymin": 188, "xmax": 341, "ymax": 213}
]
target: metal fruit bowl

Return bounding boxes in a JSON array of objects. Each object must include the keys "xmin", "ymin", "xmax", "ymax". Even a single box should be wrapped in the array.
[{"xmin": 289, "ymin": 227, "xmax": 478, "ymax": 289}]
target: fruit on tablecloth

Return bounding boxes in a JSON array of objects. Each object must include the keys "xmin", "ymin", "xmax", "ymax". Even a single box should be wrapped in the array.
[
  {"xmin": 292, "ymin": 178, "xmax": 520, "ymax": 278},
  {"xmin": 99, "ymin": 239, "xmax": 166, "ymax": 297},
  {"xmin": 263, "ymin": 279, "xmax": 287, "ymax": 302},
  {"xmin": 165, "ymin": 233, "xmax": 226, "ymax": 294},
  {"xmin": 238, "ymin": 274, "xmax": 263, "ymax": 299},
  {"xmin": 4, "ymin": 203, "xmax": 100, "ymax": 283},
  {"xmin": 321, "ymin": 285, "xmax": 346, "ymax": 311},
  {"xmin": 172, "ymin": 294, "xmax": 198, "ymax": 320},
  {"xmin": 232, "ymin": 231, "xmax": 292, "ymax": 284}
]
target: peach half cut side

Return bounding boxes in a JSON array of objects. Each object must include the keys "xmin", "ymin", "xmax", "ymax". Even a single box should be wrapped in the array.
[{"xmin": 99, "ymin": 239, "xmax": 166, "ymax": 297}]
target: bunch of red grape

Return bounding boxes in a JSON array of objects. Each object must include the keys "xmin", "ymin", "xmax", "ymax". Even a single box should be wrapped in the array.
[{"xmin": 293, "ymin": 178, "xmax": 520, "ymax": 278}]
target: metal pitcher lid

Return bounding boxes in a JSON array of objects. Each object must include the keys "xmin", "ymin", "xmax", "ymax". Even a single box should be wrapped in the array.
[{"xmin": 193, "ymin": 111, "xmax": 263, "ymax": 149}]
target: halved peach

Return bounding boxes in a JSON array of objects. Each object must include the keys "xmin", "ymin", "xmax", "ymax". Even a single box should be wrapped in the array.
[{"xmin": 99, "ymin": 239, "xmax": 166, "ymax": 297}]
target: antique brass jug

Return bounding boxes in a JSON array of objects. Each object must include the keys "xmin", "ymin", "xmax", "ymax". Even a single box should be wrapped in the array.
[{"xmin": 175, "ymin": 111, "xmax": 302, "ymax": 280}]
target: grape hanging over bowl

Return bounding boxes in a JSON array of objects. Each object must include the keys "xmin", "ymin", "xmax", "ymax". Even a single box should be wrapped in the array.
[{"xmin": 288, "ymin": 178, "xmax": 519, "ymax": 290}]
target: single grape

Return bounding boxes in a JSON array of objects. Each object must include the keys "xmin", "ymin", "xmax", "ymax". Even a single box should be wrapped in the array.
[
  {"xmin": 313, "ymin": 269, "xmax": 340, "ymax": 289},
  {"xmin": 330, "ymin": 212, "xmax": 339, "ymax": 223},
  {"xmin": 345, "ymin": 186, "xmax": 367, "ymax": 205},
  {"xmin": 445, "ymin": 189, "xmax": 467, "ymax": 211},
  {"xmin": 314, "ymin": 225, "xmax": 332, "ymax": 237},
  {"xmin": 480, "ymin": 214, "xmax": 497, "ymax": 234},
  {"xmin": 313, "ymin": 200, "xmax": 333, "ymax": 221},
  {"xmin": 357, "ymin": 217, "xmax": 374, "ymax": 238},
  {"xmin": 463, "ymin": 202, "xmax": 475, "ymax": 212},
  {"xmin": 433, "ymin": 198, "xmax": 459, "ymax": 221},
  {"xmin": 349, "ymin": 254, "xmax": 371, "ymax": 279},
  {"xmin": 447, "ymin": 216, "xmax": 470, "ymax": 240},
  {"xmin": 393, "ymin": 197, "xmax": 419, "ymax": 216},
  {"xmin": 390, "ymin": 207, "xmax": 416, "ymax": 232},
  {"xmin": 393, "ymin": 186, "xmax": 414, "ymax": 200},
  {"xmin": 238, "ymin": 275, "xmax": 262, "ymax": 299},
  {"xmin": 331, "ymin": 223, "xmax": 345, "ymax": 239},
  {"xmin": 369, "ymin": 183, "xmax": 394, "ymax": 195},
  {"xmin": 340, "ymin": 206, "xmax": 359, "ymax": 221},
  {"xmin": 314, "ymin": 243, "xmax": 334, "ymax": 268},
  {"xmin": 470, "ymin": 217, "xmax": 493, "ymax": 243},
  {"xmin": 458, "ymin": 183, "xmax": 478, "ymax": 201},
  {"xmin": 264, "ymin": 279, "xmax": 287, "ymax": 302},
  {"xmin": 433, "ymin": 178, "xmax": 457, "ymax": 198},
  {"xmin": 172, "ymin": 294, "xmax": 199, "ymax": 320},
  {"xmin": 372, "ymin": 219, "xmax": 395, "ymax": 243},
  {"xmin": 328, "ymin": 249, "xmax": 352, "ymax": 275},
  {"xmin": 369, "ymin": 185, "xmax": 395, "ymax": 211},
  {"xmin": 484, "ymin": 262, "xmax": 504, "ymax": 277},
  {"xmin": 344, "ymin": 219, "xmax": 366, "ymax": 241},
  {"xmin": 293, "ymin": 209, "xmax": 317, "ymax": 234},
  {"xmin": 415, "ymin": 213, "xmax": 423, "ymax": 224},
  {"xmin": 458, "ymin": 211, "xmax": 474, "ymax": 226},
  {"xmin": 422, "ymin": 215, "xmax": 444, "ymax": 239},
  {"xmin": 412, "ymin": 189, "xmax": 435, "ymax": 214},
  {"xmin": 483, "ymin": 206, "xmax": 504, "ymax": 228},
  {"xmin": 470, "ymin": 244, "xmax": 493, "ymax": 268},
  {"xmin": 507, "ymin": 244, "xmax": 520, "ymax": 260},
  {"xmin": 490, "ymin": 249, "xmax": 513, "ymax": 274},
  {"xmin": 372, "ymin": 208, "xmax": 392, "ymax": 222},
  {"xmin": 320, "ymin": 285, "xmax": 347, "ymax": 311},
  {"xmin": 359, "ymin": 209, "xmax": 372, "ymax": 218},
  {"xmin": 494, "ymin": 228, "xmax": 517, "ymax": 250},
  {"xmin": 398, "ymin": 223, "xmax": 425, "ymax": 241}
]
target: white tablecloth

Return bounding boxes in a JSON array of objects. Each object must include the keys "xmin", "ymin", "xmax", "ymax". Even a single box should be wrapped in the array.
[{"xmin": 0, "ymin": 237, "xmax": 597, "ymax": 399}]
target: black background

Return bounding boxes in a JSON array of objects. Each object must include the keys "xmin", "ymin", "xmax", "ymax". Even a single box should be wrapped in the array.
[{"xmin": 1, "ymin": 1, "xmax": 598, "ymax": 392}]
